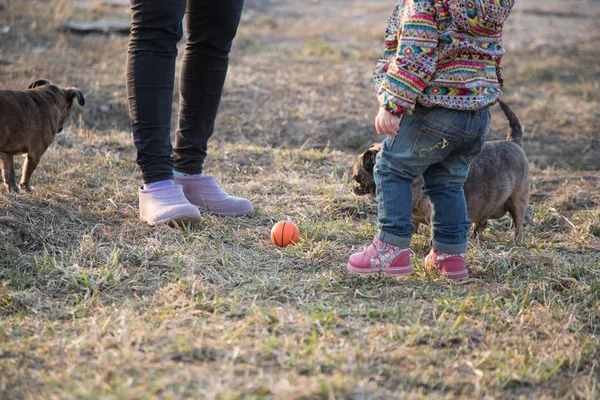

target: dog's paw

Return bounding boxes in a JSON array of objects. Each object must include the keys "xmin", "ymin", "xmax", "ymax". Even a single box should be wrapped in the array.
[
  {"xmin": 19, "ymin": 183, "xmax": 34, "ymax": 193},
  {"xmin": 4, "ymin": 184, "xmax": 23, "ymax": 194}
]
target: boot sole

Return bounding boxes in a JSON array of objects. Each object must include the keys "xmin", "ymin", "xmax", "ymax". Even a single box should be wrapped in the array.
[
  {"xmin": 346, "ymin": 263, "xmax": 413, "ymax": 276},
  {"xmin": 441, "ymin": 270, "xmax": 469, "ymax": 280},
  {"xmin": 195, "ymin": 205, "xmax": 254, "ymax": 216},
  {"xmin": 142, "ymin": 212, "xmax": 202, "ymax": 227}
]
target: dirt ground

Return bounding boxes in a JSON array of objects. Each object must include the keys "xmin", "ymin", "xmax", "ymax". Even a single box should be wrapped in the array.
[{"xmin": 1, "ymin": 0, "xmax": 599, "ymax": 399}]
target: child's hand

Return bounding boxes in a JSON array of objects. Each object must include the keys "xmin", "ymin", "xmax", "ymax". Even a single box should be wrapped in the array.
[{"xmin": 375, "ymin": 107, "xmax": 401, "ymax": 136}]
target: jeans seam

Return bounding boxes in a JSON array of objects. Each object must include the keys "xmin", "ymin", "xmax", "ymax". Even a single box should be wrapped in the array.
[
  {"xmin": 131, "ymin": 0, "xmax": 143, "ymax": 133},
  {"xmin": 471, "ymin": 110, "xmax": 480, "ymax": 133},
  {"xmin": 190, "ymin": 1, "xmax": 212, "ymax": 142},
  {"xmin": 376, "ymin": 170, "xmax": 386, "ymax": 222},
  {"xmin": 389, "ymin": 134, "xmax": 396, "ymax": 149}
]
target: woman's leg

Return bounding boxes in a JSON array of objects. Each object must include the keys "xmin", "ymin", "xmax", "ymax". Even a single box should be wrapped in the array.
[
  {"xmin": 126, "ymin": 0, "xmax": 186, "ymax": 184},
  {"xmin": 128, "ymin": 0, "xmax": 202, "ymax": 226},
  {"xmin": 173, "ymin": 0, "xmax": 244, "ymax": 173},
  {"xmin": 171, "ymin": 0, "xmax": 252, "ymax": 216}
]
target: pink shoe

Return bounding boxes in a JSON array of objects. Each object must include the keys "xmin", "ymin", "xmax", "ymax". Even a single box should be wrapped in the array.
[
  {"xmin": 174, "ymin": 175, "xmax": 253, "ymax": 216},
  {"xmin": 139, "ymin": 184, "xmax": 202, "ymax": 226},
  {"xmin": 424, "ymin": 249, "xmax": 469, "ymax": 280},
  {"xmin": 347, "ymin": 237, "xmax": 412, "ymax": 276}
]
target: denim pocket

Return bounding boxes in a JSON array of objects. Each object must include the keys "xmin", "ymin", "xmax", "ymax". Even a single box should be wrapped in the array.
[{"xmin": 412, "ymin": 126, "xmax": 458, "ymax": 163}]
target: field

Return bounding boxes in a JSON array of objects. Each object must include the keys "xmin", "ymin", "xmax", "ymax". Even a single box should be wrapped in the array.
[{"xmin": 1, "ymin": 0, "xmax": 599, "ymax": 398}]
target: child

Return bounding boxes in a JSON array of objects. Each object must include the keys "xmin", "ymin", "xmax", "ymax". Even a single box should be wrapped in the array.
[{"xmin": 347, "ymin": 0, "xmax": 515, "ymax": 279}]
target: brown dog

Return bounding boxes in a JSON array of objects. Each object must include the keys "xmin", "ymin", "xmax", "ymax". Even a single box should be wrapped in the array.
[
  {"xmin": 0, "ymin": 79, "xmax": 85, "ymax": 193},
  {"xmin": 352, "ymin": 100, "xmax": 530, "ymax": 242}
]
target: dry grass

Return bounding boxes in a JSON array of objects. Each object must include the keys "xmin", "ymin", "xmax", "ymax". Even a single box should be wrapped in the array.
[{"xmin": 1, "ymin": 0, "xmax": 599, "ymax": 399}]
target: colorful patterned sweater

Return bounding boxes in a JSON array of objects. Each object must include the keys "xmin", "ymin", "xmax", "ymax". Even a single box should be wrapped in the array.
[{"xmin": 374, "ymin": 0, "xmax": 515, "ymax": 116}]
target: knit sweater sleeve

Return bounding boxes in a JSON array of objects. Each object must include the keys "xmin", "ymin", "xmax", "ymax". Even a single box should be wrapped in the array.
[
  {"xmin": 377, "ymin": 0, "xmax": 439, "ymax": 116},
  {"xmin": 495, "ymin": 58, "xmax": 504, "ymax": 88}
]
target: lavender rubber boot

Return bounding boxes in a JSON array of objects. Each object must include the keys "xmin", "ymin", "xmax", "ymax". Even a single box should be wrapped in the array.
[
  {"xmin": 139, "ymin": 184, "xmax": 202, "ymax": 226},
  {"xmin": 174, "ymin": 175, "xmax": 254, "ymax": 216}
]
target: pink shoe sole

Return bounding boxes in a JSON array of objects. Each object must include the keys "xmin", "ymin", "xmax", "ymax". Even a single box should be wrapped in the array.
[
  {"xmin": 144, "ymin": 212, "xmax": 202, "ymax": 227},
  {"xmin": 196, "ymin": 205, "xmax": 254, "ymax": 216},
  {"xmin": 346, "ymin": 263, "xmax": 413, "ymax": 276},
  {"xmin": 441, "ymin": 270, "xmax": 469, "ymax": 280}
]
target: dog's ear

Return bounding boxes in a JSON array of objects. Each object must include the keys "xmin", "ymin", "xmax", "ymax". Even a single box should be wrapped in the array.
[
  {"xmin": 362, "ymin": 144, "xmax": 380, "ymax": 173},
  {"xmin": 28, "ymin": 79, "xmax": 51, "ymax": 89},
  {"xmin": 65, "ymin": 88, "xmax": 85, "ymax": 107}
]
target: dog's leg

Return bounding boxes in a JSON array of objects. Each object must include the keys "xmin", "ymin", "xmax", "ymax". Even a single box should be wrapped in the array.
[
  {"xmin": 471, "ymin": 220, "xmax": 488, "ymax": 239},
  {"xmin": 506, "ymin": 203, "xmax": 523, "ymax": 244},
  {"xmin": 508, "ymin": 193, "xmax": 528, "ymax": 245},
  {"xmin": 509, "ymin": 209, "xmax": 524, "ymax": 244},
  {"xmin": 0, "ymin": 153, "xmax": 21, "ymax": 193},
  {"xmin": 19, "ymin": 154, "xmax": 41, "ymax": 192},
  {"xmin": 470, "ymin": 225, "xmax": 479, "ymax": 239}
]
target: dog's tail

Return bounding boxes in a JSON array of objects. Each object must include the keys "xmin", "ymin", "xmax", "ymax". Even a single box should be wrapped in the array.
[{"xmin": 498, "ymin": 100, "xmax": 523, "ymax": 147}]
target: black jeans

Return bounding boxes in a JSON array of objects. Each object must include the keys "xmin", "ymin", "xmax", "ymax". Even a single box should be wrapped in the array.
[{"xmin": 127, "ymin": 0, "xmax": 244, "ymax": 184}]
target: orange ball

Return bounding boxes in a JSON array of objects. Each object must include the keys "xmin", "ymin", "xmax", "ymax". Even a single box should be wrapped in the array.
[{"xmin": 271, "ymin": 221, "xmax": 300, "ymax": 247}]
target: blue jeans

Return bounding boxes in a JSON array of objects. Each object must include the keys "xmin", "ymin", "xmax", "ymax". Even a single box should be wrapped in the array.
[{"xmin": 374, "ymin": 104, "xmax": 491, "ymax": 254}]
